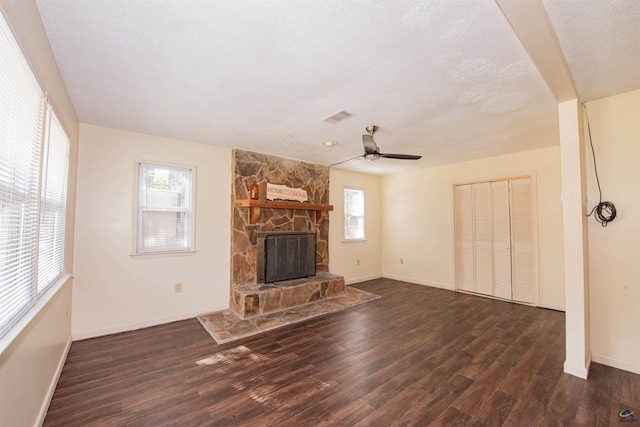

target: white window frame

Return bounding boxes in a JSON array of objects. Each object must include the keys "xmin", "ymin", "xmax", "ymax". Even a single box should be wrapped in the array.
[
  {"xmin": 343, "ymin": 187, "xmax": 366, "ymax": 242},
  {"xmin": 37, "ymin": 105, "xmax": 70, "ymax": 295},
  {"xmin": 0, "ymin": 8, "xmax": 71, "ymax": 345},
  {"xmin": 131, "ymin": 160, "xmax": 197, "ymax": 256}
]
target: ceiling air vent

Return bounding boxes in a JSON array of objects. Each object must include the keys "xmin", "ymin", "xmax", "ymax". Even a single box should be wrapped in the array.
[{"xmin": 323, "ymin": 110, "xmax": 353, "ymax": 124}]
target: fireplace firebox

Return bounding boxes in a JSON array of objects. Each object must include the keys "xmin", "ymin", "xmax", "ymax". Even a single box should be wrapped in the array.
[{"xmin": 257, "ymin": 231, "xmax": 316, "ymax": 283}]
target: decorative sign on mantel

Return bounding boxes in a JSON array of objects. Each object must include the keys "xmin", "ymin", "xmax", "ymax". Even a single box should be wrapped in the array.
[{"xmin": 266, "ymin": 183, "xmax": 308, "ymax": 202}]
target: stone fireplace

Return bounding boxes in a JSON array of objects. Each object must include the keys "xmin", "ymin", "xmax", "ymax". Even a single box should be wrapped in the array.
[{"xmin": 230, "ymin": 149, "xmax": 345, "ymax": 318}]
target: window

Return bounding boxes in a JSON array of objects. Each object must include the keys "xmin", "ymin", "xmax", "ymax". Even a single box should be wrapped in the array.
[
  {"xmin": 0, "ymin": 11, "xmax": 70, "ymax": 339},
  {"xmin": 136, "ymin": 163, "xmax": 195, "ymax": 254},
  {"xmin": 38, "ymin": 108, "xmax": 70, "ymax": 293},
  {"xmin": 344, "ymin": 188, "xmax": 365, "ymax": 240}
]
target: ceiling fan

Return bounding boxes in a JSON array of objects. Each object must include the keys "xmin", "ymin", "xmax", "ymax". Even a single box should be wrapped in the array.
[
  {"xmin": 330, "ymin": 125, "xmax": 422, "ymax": 167},
  {"xmin": 361, "ymin": 126, "xmax": 422, "ymax": 161}
]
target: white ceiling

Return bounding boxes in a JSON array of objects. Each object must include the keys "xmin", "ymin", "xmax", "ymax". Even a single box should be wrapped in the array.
[{"xmin": 35, "ymin": 0, "xmax": 640, "ymax": 175}]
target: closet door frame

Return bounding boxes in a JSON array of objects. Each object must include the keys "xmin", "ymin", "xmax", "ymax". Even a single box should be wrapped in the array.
[{"xmin": 452, "ymin": 172, "xmax": 540, "ymax": 306}]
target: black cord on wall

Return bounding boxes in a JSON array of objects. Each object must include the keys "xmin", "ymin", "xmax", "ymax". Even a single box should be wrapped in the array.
[{"xmin": 584, "ymin": 104, "xmax": 616, "ymax": 227}]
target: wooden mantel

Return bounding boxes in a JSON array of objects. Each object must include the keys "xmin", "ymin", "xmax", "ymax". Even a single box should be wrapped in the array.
[{"xmin": 235, "ymin": 199, "xmax": 333, "ymax": 224}]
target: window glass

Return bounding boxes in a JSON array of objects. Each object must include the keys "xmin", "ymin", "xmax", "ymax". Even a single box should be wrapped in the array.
[
  {"xmin": 344, "ymin": 188, "xmax": 365, "ymax": 240},
  {"xmin": 137, "ymin": 163, "xmax": 193, "ymax": 253},
  {"xmin": 38, "ymin": 108, "xmax": 70, "ymax": 294}
]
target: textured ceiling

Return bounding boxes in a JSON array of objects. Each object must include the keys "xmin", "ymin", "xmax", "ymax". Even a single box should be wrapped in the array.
[
  {"xmin": 544, "ymin": 0, "xmax": 640, "ymax": 102},
  {"xmin": 34, "ymin": 0, "xmax": 640, "ymax": 175}
]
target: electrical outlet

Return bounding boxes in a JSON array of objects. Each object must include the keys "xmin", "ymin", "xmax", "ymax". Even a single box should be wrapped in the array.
[
  {"xmin": 400, "ymin": 258, "xmax": 404, "ymax": 264},
  {"xmin": 175, "ymin": 282, "xmax": 183, "ymax": 293},
  {"xmin": 357, "ymin": 259, "xmax": 360, "ymax": 266}
]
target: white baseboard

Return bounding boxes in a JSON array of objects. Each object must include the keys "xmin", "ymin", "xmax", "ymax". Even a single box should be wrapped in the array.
[
  {"xmin": 537, "ymin": 301, "xmax": 565, "ymax": 312},
  {"xmin": 592, "ymin": 352, "xmax": 640, "ymax": 375},
  {"xmin": 345, "ymin": 274, "xmax": 383, "ymax": 285},
  {"xmin": 563, "ymin": 352, "xmax": 591, "ymax": 379},
  {"xmin": 72, "ymin": 308, "xmax": 224, "ymax": 341},
  {"xmin": 381, "ymin": 274, "xmax": 454, "ymax": 291},
  {"xmin": 36, "ymin": 335, "xmax": 72, "ymax": 427}
]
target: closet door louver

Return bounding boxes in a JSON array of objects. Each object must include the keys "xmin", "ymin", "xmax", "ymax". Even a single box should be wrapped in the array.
[
  {"xmin": 510, "ymin": 178, "xmax": 535, "ymax": 304},
  {"xmin": 472, "ymin": 183, "xmax": 493, "ymax": 296},
  {"xmin": 491, "ymin": 181, "xmax": 512, "ymax": 300},
  {"xmin": 455, "ymin": 185, "xmax": 474, "ymax": 292},
  {"xmin": 454, "ymin": 177, "xmax": 537, "ymax": 306}
]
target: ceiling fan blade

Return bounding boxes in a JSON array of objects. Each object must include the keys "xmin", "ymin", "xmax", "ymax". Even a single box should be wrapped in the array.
[
  {"xmin": 329, "ymin": 155, "xmax": 365, "ymax": 167},
  {"xmin": 380, "ymin": 153, "xmax": 422, "ymax": 160},
  {"xmin": 362, "ymin": 134, "xmax": 378, "ymax": 154}
]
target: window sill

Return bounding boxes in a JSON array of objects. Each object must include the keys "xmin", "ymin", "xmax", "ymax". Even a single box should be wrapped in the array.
[
  {"xmin": 0, "ymin": 273, "xmax": 72, "ymax": 356},
  {"xmin": 129, "ymin": 250, "xmax": 197, "ymax": 259},
  {"xmin": 342, "ymin": 239, "xmax": 367, "ymax": 243}
]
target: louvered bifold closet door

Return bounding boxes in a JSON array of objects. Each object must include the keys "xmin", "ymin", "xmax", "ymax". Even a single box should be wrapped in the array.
[
  {"xmin": 472, "ymin": 183, "xmax": 493, "ymax": 296},
  {"xmin": 455, "ymin": 185, "xmax": 474, "ymax": 292},
  {"xmin": 491, "ymin": 181, "xmax": 512, "ymax": 300},
  {"xmin": 510, "ymin": 178, "xmax": 535, "ymax": 303}
]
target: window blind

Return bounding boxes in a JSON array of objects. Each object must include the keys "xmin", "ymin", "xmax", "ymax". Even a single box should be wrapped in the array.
[
  {"xmin": 38, "ymin": 107, "xmax": 69, "ymax": 294},
  {"xmin": 0, "ymin": 11, "xmax": 45, "ymax": 337},
  {"xmin": 138, "ymin": 164, "xmax": 192, "ymax": 253},
  {"xmin": 344, "ymin": 188, "xmax": 365, "ymax": 240}
]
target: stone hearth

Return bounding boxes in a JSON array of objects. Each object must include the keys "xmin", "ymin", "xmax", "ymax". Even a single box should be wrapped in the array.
[
  {"xmin": 232, "ymin": 272, "xmax": 345, "ymax": 318},
  {"xmin": 199, "ymin": 286, "xmax": 380, "ymax": 344},
  {"xmin": 231, "ymin": 149, "xmax": 345, "ymax": 318}
]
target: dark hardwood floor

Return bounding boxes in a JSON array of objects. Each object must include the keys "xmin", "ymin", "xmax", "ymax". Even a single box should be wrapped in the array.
[{"xmin": 44, "ymin": 279, "xmax": 640, "ymax": 426}]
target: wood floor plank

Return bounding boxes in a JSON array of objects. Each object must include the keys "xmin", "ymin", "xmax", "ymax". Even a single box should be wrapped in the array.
[
  {"xmin": 392, "ymin": 374, "xmax": 474, "ymax": 425},
  {"xmin": 501, "ymin": 374, "xmax": 559, "ymax": 426},
  {"xmin": 619, "ymin": 367, "xmax": 640, "ymax": 408},
  {"xmin": 451, "ymin": 361, "xmax": 512, "ymax": 415},
  {"xmin": 574, "ymin": 362, "xmax": 620, "ymax": 426},
  {"xmin": 540, "ymin": 374, "xmax": 587, "ymax": 425},
  {"xmin": 278, "ymin": 381, "xmax": 380, "ymax": 426},
  {"xmin": 360, "ymin": 356, "xmax": 436, "ymax": 409},
  {"xmin": 314, "ymin": 399, "xmax": 376, "ymax": 427},
  {"xmin": 42, "ymin": 279, "xmax": 640, "ymax": 426},
  {"xmin": 429, "ymin": 406, "xmax": 473, "ymax": 426},
  {"xmin": 353, "ymin": 385, "xmax": 431, "ymax": 427},
  {"xmin": 467, "ymin": 389, "xmax": 517, "ymax": 426}
]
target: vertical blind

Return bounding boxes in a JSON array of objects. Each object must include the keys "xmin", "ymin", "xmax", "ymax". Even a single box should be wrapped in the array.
[
  {"xmin": 0, "ymin": 11, "xmax": 70, "ymax": 339},
  {"xmin": 137, "ymin": 164, "xmax": 192, "ymax": 253}
]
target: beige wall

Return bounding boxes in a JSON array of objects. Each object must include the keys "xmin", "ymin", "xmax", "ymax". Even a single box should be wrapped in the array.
[
  {"xmin": 0, "ymin": 284, "xmax": 72, "ymax": 427},
  {"xmin": 329, "ymin": 169, "xmax": 382, "ymax": 284},
  {"xmin": 381, "ymin": 146, "xmax": 565, "ymax": 310},
  {"xmin": 72, "ymin": 124, "xmax": 231, "ymax": 339},
  {"xmin": 585, "ymin": 89, "xmax": 640, "ymax": 374},
  {"xmin": 0, "ymin": 1, "xmax": 79, "ymax": 426}
]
